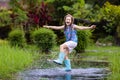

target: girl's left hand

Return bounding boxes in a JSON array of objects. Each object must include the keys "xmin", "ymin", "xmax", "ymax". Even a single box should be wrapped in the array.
[
  {"xmin": 90, "ymin": 25, "xmax": 96, "ymax": 29},
  {"xmin": 43, "ymin": 25, "xmax": 49, "ymax": 28}
]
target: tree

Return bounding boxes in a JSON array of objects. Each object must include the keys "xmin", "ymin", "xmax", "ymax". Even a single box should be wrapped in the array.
[
  {"xmin": 99, "ymin": 2, "xmax": 120, "ymax": 45},
  {"xmin": 45, "ymin": 0, "xmax": 86, "ymax": 25},
  {"xmin": 9, "ymin": 0, "xmax": 28, "ymax": 30},
  {"xmin": 9, "ymin": 0, "xmax": 51, "ymax": 30}
]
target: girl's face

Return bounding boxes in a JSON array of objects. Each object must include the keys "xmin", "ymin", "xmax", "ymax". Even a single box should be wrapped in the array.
[{"xmin": 65, "ymin": 16, "xmax": 72, "ymax": 26}]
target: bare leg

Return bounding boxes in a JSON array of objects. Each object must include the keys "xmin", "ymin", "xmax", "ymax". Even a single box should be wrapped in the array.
[
  {"xmin": 53, "ymin": 43, "xmax": 70, "ymax": 65},
  {"xmin": 60, "ymin": 43, "xmax": 71, "ymax": 71},
  {"xmin": 60, "ymin": 43, "xmax": 69, "ymax": 60}
]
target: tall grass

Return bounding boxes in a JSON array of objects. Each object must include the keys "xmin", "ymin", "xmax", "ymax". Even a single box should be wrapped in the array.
[
  {"xmin": 83, "ymin": 45, "xmax": 120, "ymax": 80},
  {"xmin": 0, "ymin": 44, "xmax": 33, "ymax": 79},
  {"xmin": 107, "ymin": 51, "xmax": 120, "ymax": 80},
  {"xmin": 1, "ymin": 38, "xmax": 120, "ymax": 80}
]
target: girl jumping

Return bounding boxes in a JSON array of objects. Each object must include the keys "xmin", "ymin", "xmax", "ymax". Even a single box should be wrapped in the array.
[{"xmin": 43, "ymin": 14, "xmax": 96, "ymax": 71}]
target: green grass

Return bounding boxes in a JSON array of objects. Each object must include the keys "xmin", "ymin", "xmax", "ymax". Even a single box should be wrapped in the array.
[
  {"xmin": 81, "ymin": 45, "xmax": 120, "ymax": 80},
  {"xmin": 0, "ymin": 44, "xmax": 34, "ymax": 80},
  {"xmin": 38, "ymin": 45, "xmax": 120, "ymax": 80},
  {"xmin": 0, "ymin": 38, "xmax": 120, "ymax": 80},
  {"xmin": 107, "ymin": 51, "xmax": 120, "ymax": 80}
]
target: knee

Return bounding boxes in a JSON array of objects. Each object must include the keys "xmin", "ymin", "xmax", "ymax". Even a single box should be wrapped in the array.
[
  {"xmin": 60, "ymin": 44, "xmax": 67, "ymax": 52},
  {"xmin": 60, "ymin": 44, "xmax": 67, "ymax": 49},
  {"xmin": 60, "ymin": 44, "xmax": 64, "ymax": 49},
  {"xmin": 60, "ymin": 45, "xmax": 63, "ymax": 48}
]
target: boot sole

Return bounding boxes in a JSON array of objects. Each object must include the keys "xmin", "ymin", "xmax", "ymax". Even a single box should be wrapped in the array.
[
  {"xmin": 65, "ymin": 70, "xmax": 71, "ymax": 72},
  {"xmin": 53, "ymin": 61, "xmax": 62, "ymax": 65}
]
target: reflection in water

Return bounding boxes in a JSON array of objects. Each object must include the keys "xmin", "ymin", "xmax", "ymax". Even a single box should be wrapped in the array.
[
  {"xmin": 18, "ymin": 68, "xmax": 109, "ymax": 80},
  {"xmin": 65, "ymin": 74, "xmax": 71, "ymax": 80},
  {"xmin": 52, "ymin": 74, "xmax": 71, "ymax": 80}
]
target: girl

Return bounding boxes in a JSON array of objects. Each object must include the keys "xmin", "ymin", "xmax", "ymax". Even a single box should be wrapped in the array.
[{"xmin": 43, "ymin": 14, "xmax": 96, "ymax": 71}]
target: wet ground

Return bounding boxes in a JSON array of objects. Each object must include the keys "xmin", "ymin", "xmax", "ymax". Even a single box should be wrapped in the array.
[
  {"xmin": 17, "ymin": 67, "xmax": 110, "ymax": 80},
  {"xmin": 16, "ymin": 54, "xmax": 110, "ymax": 80}
]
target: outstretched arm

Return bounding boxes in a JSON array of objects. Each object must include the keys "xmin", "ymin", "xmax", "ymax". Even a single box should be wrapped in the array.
[
  {"xmin": 74, "ymin": 25, "xmax": 96, "ymax": 30},
  {"xmin": 43, "ymin": 25, "xmax": 64, "ymax": 30}
]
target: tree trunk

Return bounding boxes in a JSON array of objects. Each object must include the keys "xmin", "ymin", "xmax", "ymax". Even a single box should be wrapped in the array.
[
  {"xmin": 115, "ymin": 37, "xmax": 120, "ymax": 46},
  {"xmin": 115, "ymin": 32, "xmax": 120, "ymax": 46}
]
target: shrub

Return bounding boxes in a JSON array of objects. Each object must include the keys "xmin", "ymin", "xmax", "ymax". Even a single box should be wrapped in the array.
[
  {"xmin": 75, "ymin": 30, "xmax": 92, "ymax": 53},
  {"xmin": 31, "ymin": 28, "xmax": 56, "ymax": 53},
  {"xmin": 8, "ymin": 29, "xmax": 26, "ymax": 47},
  {"xmin": 96, "ymin": 35, "xmax": 115, "ymax": 46},
  {"xmin": 0, "ymin": 39, "xmax": 8, "ymax": 45},
  {"xmin": 0, "ymin": 9, "xmax": 11, "ymax": 27}
]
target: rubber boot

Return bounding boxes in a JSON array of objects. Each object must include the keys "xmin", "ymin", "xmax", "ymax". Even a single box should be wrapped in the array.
[
  {"xmin": 53, "ymin": 52, "xmax": 65, "ymax": 65},
  {"xmin": 64, "ymin": 59, "xmax": 71, "ymax": 71}
]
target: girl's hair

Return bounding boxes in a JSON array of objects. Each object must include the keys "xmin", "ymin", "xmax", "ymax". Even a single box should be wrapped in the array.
[{"xmin": 64, "ymin": 14, "xmax": 74, "ymax": 29}]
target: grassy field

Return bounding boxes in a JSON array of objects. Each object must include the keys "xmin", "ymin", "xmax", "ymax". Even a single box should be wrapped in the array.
[
  {"xmin": 0, "ymin": 40, "xmax": 36, "ymax": 80},
  {"xmin": 82, "ymin": 45, "xmax": 120, "ymax": 80},
  {"xmin": 0, "ymin": 38, "xmax": 120, "ymax": 80}
]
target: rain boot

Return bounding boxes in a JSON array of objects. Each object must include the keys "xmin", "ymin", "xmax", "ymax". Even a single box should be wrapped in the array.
[
  {"xmin": 64, "ymin": 59, "xmax": 71, "ymax": 71},
  {"xmin": 53, "ymin": 52, "xmax": 65, "ymax": 65}
]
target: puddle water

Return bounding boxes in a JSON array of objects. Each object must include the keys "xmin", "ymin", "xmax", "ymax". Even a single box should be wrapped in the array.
[
  {"xmin": 16, "ymin": 56, "xmax": 110, "ymax": 80},
  {"xmin": 17, "ymin": 68, "xmax": 109, "ymax": 80}
]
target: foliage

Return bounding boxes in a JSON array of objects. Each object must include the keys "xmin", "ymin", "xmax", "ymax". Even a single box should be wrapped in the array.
[
  {"xmin": 75, "ymin": 30, "xmax": 92, "ymax": 53},
  {"xmin": 90, "ymin": 2, "xmax": 120, "ymax": 45},
  {"xmin": 0, "ymin": 45, "xmax": 33, "ymax": 79},
  {"xmin": 0, "ymin": 39, "xmax": 8, "ymax": 45},
  {"xmin": 11, "ymin": 8, "xmax": 28, "ymax": 25},
  {"xmin": 63, "ymin": 0, "xmax": 86, "ymax": 18},
  {"xmin": 78, "ymin": 2, "xmax": 120, "ymax": 44},
  {"xmin": 102, "ymin": 2, "xmax": 120, "ymax": 37},
  {"xmin": 22, "ymin": 0, "xmax": 42, "ymax": 8},
  {"xmin": 97, "ymin": 35, "xmax": 114, "ymax": 43},
  {"xmin": 9, "ymin": 0, "xmax": 51, "ymax": 29},
  {"xmin": 27, "ymin": 1, "xmax": 51, "ymax": 27},
  {"xmin": 90, "ymin": 2, "xmax": 120, "ymax": 39},
  {"xmin": 108, "ymin": 52, "xmax": 120, "ymax": 80},
  {"xmin": 0, "ymin": 8, "xmax": 12, "ymax": 27},
  {"xmin": 9, "ymin": 0, "xmax": 28, "ymax": 27},
  {"xmin": 86, "ymin": 5, "xmax": 102, "ymax": 22},
  {"xmin": 45, "ymin": 0, "xmax": 85, "ymax": 24},
  {"xmin": 8, "ymin": 29, "xmax": 26, "ymax": 47},
  {"xmin": 31, "ymin": 28, "xmax": 56, "ymax": 53},
  {"xmin": 82, "ymin": 45, "xmax": 120, "ymax": 80}
]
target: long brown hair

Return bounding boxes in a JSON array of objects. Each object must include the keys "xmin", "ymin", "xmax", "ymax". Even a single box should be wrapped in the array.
[{"xmin": 64, "ymin": 14, "xmax": 74, "ymax": 29}]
